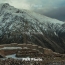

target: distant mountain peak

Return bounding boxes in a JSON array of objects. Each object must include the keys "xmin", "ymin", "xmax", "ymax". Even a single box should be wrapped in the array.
[
  {"xmin": 0, "ymin": 3, "xmax": 10, "ymax": 9},
  {"xmin": 2, "ymin": 3, "xmax": 9, "ymax": 6}
]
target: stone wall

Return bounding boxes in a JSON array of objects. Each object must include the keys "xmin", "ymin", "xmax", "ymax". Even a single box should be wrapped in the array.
[
  {"xmin": 43, "ymin": 48, "xmax": 53, "ymax": 56},
  {"xmin": 0, "ymin": 43, "xmax": 62, "ymax": 57},
  {"xmin": 0, "ymin": 45, "xmax": 4, "ymax": 48},
  {"xmin": 3, "ymin": 49, "xmax": 18, "ymax": 55},
  {"xmin": 0, "ymin": 49, "xmax": 4, "ymax": 55}
]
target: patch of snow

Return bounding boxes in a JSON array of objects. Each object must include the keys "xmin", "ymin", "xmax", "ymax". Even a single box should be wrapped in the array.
[
  {"xmin": 1, "ymin": 47, "xmax": 22, "ymax": 50},
  {"xmin": 5, "ymin": 54, "xmax": 42, "ymax": 61}
]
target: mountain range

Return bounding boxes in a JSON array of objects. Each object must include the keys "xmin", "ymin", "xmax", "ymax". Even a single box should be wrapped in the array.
[{"xmin": 0, "ymin": 3, "xmax": 65, "ymax": 53}]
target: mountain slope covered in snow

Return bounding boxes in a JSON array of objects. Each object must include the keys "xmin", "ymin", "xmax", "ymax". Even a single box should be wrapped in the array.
[{"xmin": 0, "ymin": 3, "xmax": 65, "ymax": 53}]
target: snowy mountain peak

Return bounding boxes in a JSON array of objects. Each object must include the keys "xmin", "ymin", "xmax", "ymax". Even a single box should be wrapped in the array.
[
  {"xmin": 1, "ymin": 3, "xmax": 9, "ymax": 7},
  {"xmin": 0, "ymin": 3, "xmax": 65, "ymax": 35},
  {"xmin": 0, "ymin": 3, "xmax": 10, "ymax": 10}
]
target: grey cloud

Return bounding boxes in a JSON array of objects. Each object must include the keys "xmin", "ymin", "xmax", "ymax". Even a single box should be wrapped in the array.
[
  {"xmin": 0, "ymin": 0, "xmax": 8, "ymax": 3},
  {"xmin": 35, "ymin": 7, "xmax": 65, "ymax": 21},
  {"xmin": 0, "ymin": 0, "xmax": 65, "ymax": 10},
  {"xmin": 44, "ymin": 7, "xmax": 65, "ymax": 21}
]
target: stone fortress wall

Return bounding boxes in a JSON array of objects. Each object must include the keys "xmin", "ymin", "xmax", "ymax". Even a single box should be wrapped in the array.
[{"xmin": 0, "ymin": 43, "xmax": 62, "ymax": 57}]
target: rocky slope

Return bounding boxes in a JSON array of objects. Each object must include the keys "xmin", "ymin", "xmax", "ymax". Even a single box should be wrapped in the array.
[{"xmin": 0, "ymin": 3, "xmax": 65, "ymax": 53}]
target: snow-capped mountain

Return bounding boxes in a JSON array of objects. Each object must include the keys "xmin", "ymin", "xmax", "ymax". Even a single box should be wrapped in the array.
[{"xmin": 0, "ymin": 3, "xmax": 65, "ymax": 53}]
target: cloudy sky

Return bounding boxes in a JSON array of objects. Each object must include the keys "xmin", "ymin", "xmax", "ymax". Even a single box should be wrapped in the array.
[{"xmin": 0, "ymin": 0, "xmax": 65, "ymax": 21}]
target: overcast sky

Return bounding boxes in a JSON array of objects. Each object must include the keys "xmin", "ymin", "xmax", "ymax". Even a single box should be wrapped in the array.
[{"xmin": 0, "ymin": 0, "xmax": 65, "ymax": 21}]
